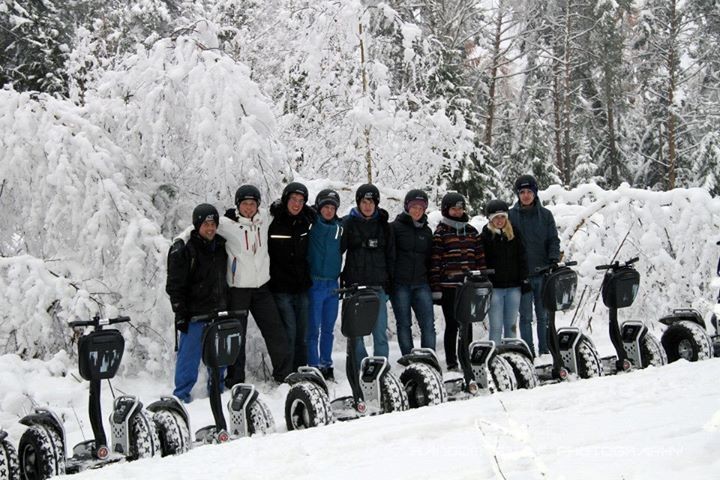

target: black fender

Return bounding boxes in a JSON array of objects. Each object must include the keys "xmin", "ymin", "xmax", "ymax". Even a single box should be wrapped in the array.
[
  {"xmin": 397, "ymin": 348, "xmax": 442, "ymax": 373},
  {"xmin": 147, "ymin": 396, "xmax": 190, "ymax": 427},
  {"xmin": 659, "ymin": 309, "xmax": 706, "ymax": 329},
  {"xmin": 285, "ymin": 367, "xmax": 329, "ymax": 397},
  {"xmin": 495, "ymin": 343, "xmax": 533, "ymax": 359},
  {"xmin": 19, "ymin": 408, "xmax": 66, "ymax": 446}
]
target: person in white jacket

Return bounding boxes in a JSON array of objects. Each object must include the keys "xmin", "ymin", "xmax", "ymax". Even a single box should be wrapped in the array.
[
  {"xmin": 220, "ymin": 185, "xmax": 292, "ymax": 385},
  {"xmin": 176, "ymin": 185, "xmax": 291, "ymax": 385}
]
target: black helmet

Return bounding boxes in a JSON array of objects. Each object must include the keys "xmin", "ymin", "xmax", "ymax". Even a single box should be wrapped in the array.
[
  {"xmin": 355, "ymin": 183, "xmax": 380, "ymax": 205},
  {"xmin": 403, "ymin": 189, "xmax": 429, "ymax": 212},
  {"xmin": 514, "ymin": 174, "xmax": 538, "ymax": 195},
  {"xmin": 485, "ymin": 199, "xmax": 509, "ymax": 218},
  {"xmin": 441, "ymin": 192, "xmax": 466, "ymax": 218},
  {"xmin": 235, "ymin": 185, "xmax": 261, "ymax": 206},
  {"xmin": 315, "ymin": 189, "xmax": 340, "ymax": 209},
  {"xmin": 281, "ymin": 182, "xmax": 309, "ymax": 205},
  {"xmin": 192, "ymin": 203, "xmax": 219, "ymax": 231}
]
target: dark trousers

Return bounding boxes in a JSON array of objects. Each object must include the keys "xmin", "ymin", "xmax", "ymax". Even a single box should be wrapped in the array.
[
  {"xmin": 273, "ymin": 291, "xmax": 309, "ymax": 371},
  {"xmin": 441, "ymin": 287, "xmax": 472, "ymax": 369},
  {"xmin": 225, "ymin": 284, "xmax": 292, "ymax": 386}
]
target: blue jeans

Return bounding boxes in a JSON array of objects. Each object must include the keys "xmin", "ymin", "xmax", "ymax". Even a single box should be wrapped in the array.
[
  {"xmin": 353, "ymin": 288, "xmax": 389, "ymax": 370},
  {"xmin": 173, "ymin": 322, "xmax": 224, "ymax": 402},
  {"xmin": 519, "ymin": 275, "xmax": 548, "ymax": 354},
  {"xmin": 390, "ymin": 283, "xmax": 436, "ymax": 355},
  {"xmin": 274, "ymin": 292, "xmax": 310, "ymax": 370},
  {"xmin": 307, "ymin": 278, "xmax": 339, "ymax": 368},
  {"xmin": 488, "ymin": 287, "xmax": 521, "ymax": 344}
]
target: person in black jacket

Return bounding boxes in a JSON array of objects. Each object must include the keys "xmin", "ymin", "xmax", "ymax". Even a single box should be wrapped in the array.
[
  {"xmin": 268, "ymin": 182, "xmax": 314, "ymax": 371},
  {"xmin": 481, "ymin": 199, "xmax": 529, "ymax": 345},
  {"xmin": 166, "ymin": 204, "xmax": 227, "ymax": 403},
  {"xmin": 390, "ymin": 189, "xmax": 436, "ymax": 355},
  {"xmin": 341, "ymin": 183, "xmax": 395, "ymax": 368}
]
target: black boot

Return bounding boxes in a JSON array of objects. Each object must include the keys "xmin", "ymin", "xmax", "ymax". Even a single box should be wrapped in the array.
[{"xmin": 319, "ymin": 367, "xmax": 334, "ymax": 381}]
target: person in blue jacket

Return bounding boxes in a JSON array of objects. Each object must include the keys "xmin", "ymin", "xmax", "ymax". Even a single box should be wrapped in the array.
[
  {"xmin": 306, "ymin": 189, "xmax": 343, "ymax": 380},
  {"xmin": 508, "ymin": 175, "xmax": 561, "ymax": 356}
]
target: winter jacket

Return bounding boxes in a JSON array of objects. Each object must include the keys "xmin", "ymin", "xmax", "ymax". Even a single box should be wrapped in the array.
[
  {"xmin": 391, "ymin": 212, "xmax": 432, "ymax": 286},
  {"xmin": 308, "ymin": 213, "xmax": 343, "ymax": 281},
  {"xmin": 166, "ymin": 230, "xmax": 228, "ymax": 320},
  {"xmin": 217, "ymin": 209, "xmax": 271, "ymax": 288},
  {"xmin": 480, "ymin": 221, "xmax": 528, "ymax": 288},
  {"xmin": 267, "ymin": 201, "xmax": 314, "ymax": 293},
  {"xmin": 430, "ymin": 215, "xmax": 486, "ymax": 291},
  {"xmin": 508, "ymin": 197, "xmax": 560, "ymax": 275},
  {"xmin": 341, "ymin": 207, "xmax": 395, "ymax": 288}
]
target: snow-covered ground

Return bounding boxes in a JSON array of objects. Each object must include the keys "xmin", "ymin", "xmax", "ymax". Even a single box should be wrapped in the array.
[{"xmin": 2, "ymin": 340, "xmax": 720, "ymax": 479}]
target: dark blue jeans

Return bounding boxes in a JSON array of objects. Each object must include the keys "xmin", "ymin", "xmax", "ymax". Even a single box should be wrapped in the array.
[
  {"xmin": 307, "ymin": 278, "xmax": 339, "ymax": 368},
  {"xmin": 390, "ymin": 283, "xmax": 436, "ymax": 356},
  {"xmin": 519, "ymin": 275, "xmax": 548, "ymax": 354},
  {"xmin": 274, "ymin": 292, "xmax": 309, "ymax": 371},
  {"xmin": 174, "ymin": 322, "xmax": 223, "ymax": 402}
]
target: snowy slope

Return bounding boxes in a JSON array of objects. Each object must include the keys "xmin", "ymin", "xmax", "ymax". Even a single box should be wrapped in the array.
[
  {"xmin": 64, "ymin": 360, "xmax": 720, "ymax": 479},
  {"xmin": 2, "ymin": 350, "xmax": 720, "ymax": 480}
]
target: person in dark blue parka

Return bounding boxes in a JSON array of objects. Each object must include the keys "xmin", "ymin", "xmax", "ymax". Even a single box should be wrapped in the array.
[{"xmin": 508, "ymin": 175, "xmax": 560, "ymax": 356}]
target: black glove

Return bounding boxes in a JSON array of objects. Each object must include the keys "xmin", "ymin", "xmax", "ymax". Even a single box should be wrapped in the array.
[
  {"xmin": 520, "ymin": 280, "xmax": 532, "ymax": 294},
  {"xmin": 175, "ymin": 313, "xmax": 189, "ymax": 333},
  {"xmin": 225, "ymin": 208, "xmax": 238, "ymax": 221},
  {"xmin": 432, "ymin": 291, "xmax": 443, "ymax": 305}
]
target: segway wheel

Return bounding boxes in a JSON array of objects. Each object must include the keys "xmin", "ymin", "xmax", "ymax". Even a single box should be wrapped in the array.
[
  {"xmin": 19, "ymin": 425, "xmax": 65, "ymax": 479},
  {"xmin": 499, "ymin": 352, "xmax": 538, "ymax": 389},
  {"xmin": 639, "ymin": 333, "xmax": 668, "ymax": 367},
  {"xmin": 153, "ymin": 409, "xmax": 191, "ymax": 457},
  {"xmin": 399, "ymin": 363, "xmax": 447, "ymax": 408},
  {"xmin": 1, "ymin": 436, "xmax": 19, "ymax": 480},
  {"xmin": 127, "ymin": 410, "xmax": 161, "ymax": 460},
  {"xmin": 488, "ymin": 355, "xmax": 517, "ymax": 392},
  {"xmin": 285, "ymin": 382, "xmax": 332, "ymax": 431},
  {"xmin": 576, "ymin": 338, "xmax": 603, "ymax": 379},
  {"xmin": 661, "ymin": 321, "xmax": 713, "ymax": 363},
  {"xmin": 380, "ymin": 372, "xmax": 410, "ymax": 413},
  {"xmin": 247, "ymin": 397, "xmax": 275, "ymax": 435}
]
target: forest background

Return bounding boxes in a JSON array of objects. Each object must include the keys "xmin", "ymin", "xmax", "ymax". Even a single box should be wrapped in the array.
[{"xmin": 1, "ymin": 0, "xmax": 719, "ymax": 375}]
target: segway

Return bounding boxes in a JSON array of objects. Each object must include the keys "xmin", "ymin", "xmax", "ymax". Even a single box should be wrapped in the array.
[
  {"xmin": 594, "ymin": 257, "xmax": 667, "ymax": 373},
  {"xmin": 1, "ymin": 429, "xmax": 19, "ymax": 480},
  {"xmin": 149, "ymin": 310, "xmax": 274, "ymax": 454},
  {"xmin": 18, "ymin": 315, "xmax": 161, "ymax": 479},
  {"xmin": 535, "ymin": 261, "xmax": 604, "ymax": 381},
  {"xmin": 284, "ymin": 285, "xmax": 408, "ymax": 430},
  {"xmin": 660, "ymin": 240, "xmax": 720, "ymax": 361},
  {"xmin": 436, "ymin": 270, "xmax": 518, "ymax": 400}
]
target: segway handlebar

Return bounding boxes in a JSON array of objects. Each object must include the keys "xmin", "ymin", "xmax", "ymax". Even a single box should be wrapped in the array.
[
  {"xmin": 535, "ymin": 260, "xmax": 577, "ymax": 275},
  {"xmin": 189, "ymin": 310, "xmax": 248, "ymax": 323},
  {"xmin": 594, "ymin": 256, "xmax": 639, "ymax": 271},
  {"xmin": 335, "ymin": 284, "xmax": 378, "ymax": 297},
  {"xmin": 69, "ymin": 315, "xmax": 131, "ymax": 328}
]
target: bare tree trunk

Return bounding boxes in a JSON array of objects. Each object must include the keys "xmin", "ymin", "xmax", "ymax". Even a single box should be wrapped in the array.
[
  {"xmin": 553, "ymin": 61, "xmax": 564, "ymax": 178},
  {"xmin": 359, "ymin": 22, "xmax": 372, "ymax": 184},
  {"xmin": 561, "ymin": 0, "xmax": 573, "ymax": 185},
  {"xmin": 666, "ymin": 0, "xmax": 678, "ymax": 189},
  {"xmin": 484, "ymin": 4, "xmax": 504, "ymax": 148}
]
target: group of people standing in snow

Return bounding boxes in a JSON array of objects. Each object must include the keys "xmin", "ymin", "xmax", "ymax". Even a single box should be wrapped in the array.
[{"xmin": 164, "ymin": 174, "xmax": 560, "ymax": 402}]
